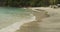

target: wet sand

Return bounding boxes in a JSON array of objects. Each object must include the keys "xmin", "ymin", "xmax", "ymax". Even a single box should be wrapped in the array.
[{"xmin": 15, "ymin": 8, "xmax": 49, "ymax": 32}]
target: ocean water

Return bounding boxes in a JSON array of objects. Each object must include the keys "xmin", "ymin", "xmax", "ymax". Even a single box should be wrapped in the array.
[{"xmin": 0, "ymin": 7, "xmax": 35, "ymax": 32}]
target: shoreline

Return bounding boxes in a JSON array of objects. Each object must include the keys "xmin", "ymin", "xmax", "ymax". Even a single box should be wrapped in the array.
[
  {"xmin": 0, "ymin": 16, "xmax": 35, "ymax": 32},
  {"xmin": 15, "ymin": 8, "xmax": 49, "ymax": 32}
]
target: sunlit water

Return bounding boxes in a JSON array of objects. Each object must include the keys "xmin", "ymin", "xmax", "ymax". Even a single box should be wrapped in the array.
[
  {"xmin": 40, "ymin": 8, "xmax": 60, "ymax": 32},
  {"xmin": 0, "ymin": 7, "xmax": 35, "ymax": 32}
]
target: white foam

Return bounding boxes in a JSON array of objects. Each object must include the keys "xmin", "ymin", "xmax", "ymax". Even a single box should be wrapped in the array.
[{"xmin": 0, "ymin": 14, "xmax": 36, "ymax": 32}]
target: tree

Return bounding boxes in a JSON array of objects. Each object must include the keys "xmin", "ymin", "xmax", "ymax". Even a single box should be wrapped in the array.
[{"xmin": 49, "ymin": 0, "xmax": 58, "ymax": 5}]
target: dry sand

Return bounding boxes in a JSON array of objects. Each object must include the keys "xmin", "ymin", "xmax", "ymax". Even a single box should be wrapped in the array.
[{"xmin": 15, "ymin": 8, "xmax": 49, "ymax": 32}]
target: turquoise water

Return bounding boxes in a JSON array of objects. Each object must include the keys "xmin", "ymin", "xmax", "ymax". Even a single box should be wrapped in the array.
[
  {"xmin": 0, "ymin": 7, "xmax": 26, "ymax": 14},
  {"xmin": 0, "ymin": 7, "xmax": 34, "ymax": 29}
]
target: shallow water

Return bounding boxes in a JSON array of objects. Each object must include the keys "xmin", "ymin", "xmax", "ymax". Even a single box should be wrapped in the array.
[{"xmin": 0, "ymin": 7, "xmax": 35, "ymax": 30}]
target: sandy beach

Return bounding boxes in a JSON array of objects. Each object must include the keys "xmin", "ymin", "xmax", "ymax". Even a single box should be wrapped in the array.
[
  {"xmin": 15, "ymin": 7, "xmax": 60, "ymax": 32},
  {"xmin": 15, "ymin": 7, "xmax": 49, "ymax": 32}
]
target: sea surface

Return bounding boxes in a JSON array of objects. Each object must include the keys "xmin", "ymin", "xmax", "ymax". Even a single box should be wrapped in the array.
[{"xmin": 0, "ymin": 7, "xmax": 35, "ymax": 32}]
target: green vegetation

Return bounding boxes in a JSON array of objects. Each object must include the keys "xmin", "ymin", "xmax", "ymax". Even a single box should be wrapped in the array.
[{"xmin": 0, "ymin": 0, "xmax": 60, "ymax": 7}]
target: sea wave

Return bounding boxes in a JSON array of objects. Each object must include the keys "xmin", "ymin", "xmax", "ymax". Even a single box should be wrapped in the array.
[
  {"xmin": 0, "ymin": 7, "xmax": 36, "ymax": 32},
  {"xmin": 0, "ymin": 14, "xmax": 35, "ymax": 32}
]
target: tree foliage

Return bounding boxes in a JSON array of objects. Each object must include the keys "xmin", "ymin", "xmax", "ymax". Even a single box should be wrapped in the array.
[{"xmin": 0, "ymin": 0, "xmax": 59, "ymax": 7}]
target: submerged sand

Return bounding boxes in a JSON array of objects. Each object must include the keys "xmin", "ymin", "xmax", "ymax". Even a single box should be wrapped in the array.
[{"xmin": 15, "ymin": 8, "xmax": 49, "ymax": 32}]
